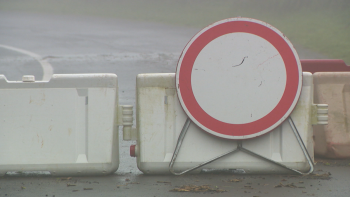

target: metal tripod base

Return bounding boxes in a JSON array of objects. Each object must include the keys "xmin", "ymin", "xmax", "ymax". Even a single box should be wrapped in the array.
[{"xmin": 169, "ymin": 117, "xmax": 314, "ymax": 175}]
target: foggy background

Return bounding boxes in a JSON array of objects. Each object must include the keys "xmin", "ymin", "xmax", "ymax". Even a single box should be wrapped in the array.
[
  {"xmin": 1, "ymin": 2, "xmax": 350, "ymax": 197},
  {"xmin": 1, "ymin": 0, "xmax": 349, "ymax": 64}
]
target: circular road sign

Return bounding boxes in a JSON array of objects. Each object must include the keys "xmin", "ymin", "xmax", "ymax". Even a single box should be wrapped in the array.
[{"xmin": 176, "ymin": 17, "xmax": 302, "ymax": 139}]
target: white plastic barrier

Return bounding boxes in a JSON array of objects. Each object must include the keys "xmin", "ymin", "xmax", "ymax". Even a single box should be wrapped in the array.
[
  {"xmin": 132, "ymin": 72, "xmax": 327, "ymax": 174},
  {"xmin": 0, "ymin": 74, "xmax": 119, "ymax": 176}
]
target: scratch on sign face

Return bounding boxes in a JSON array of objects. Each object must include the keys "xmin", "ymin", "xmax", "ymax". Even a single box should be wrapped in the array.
[{"xmin": 233, "ymin": 56, "xmax": 248, "ymax": 67}]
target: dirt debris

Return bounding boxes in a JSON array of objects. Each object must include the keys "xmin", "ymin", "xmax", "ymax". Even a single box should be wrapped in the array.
[
  {"xmin": 157, "ymin": 181, "xmax": 171, "ymax": 184},
  {"xmin": 117, "ymin": 182, "xmax": 140, "ymax": 187},
  {"xmin": 228, "ymin": 179, "xmax": 242, "ymax": 182},
  {"xmin": 243, "ymin": 185, "xmax": 253, "ymax": 189},
  {"xmin": 283, "ymin": 171, "xmax": 332, "ymax": 180},
  {"xmin": 60, "ymin": 177, "xmax": 71, "ymax": 181},
  {"xmin": 306, "ymin": 172, "xmax": 332, "ymax": 180},
  {"xmin": 169, "ymin": 185, "xmax": 227, "ymax": 193},
  {"xmin": 275, "ymin": 183, "xmax": 299, "ymax": 188},
  {"xmin": 157, "ymin": 181, "xmax": 171, "ymax": 186},
  {"xmin": 315, "ymin": 158, "xmax": 350, "ymax": 167},
  {"xmin": 275, "ymin": 182, "xmax": 305, "ymax": 189}
]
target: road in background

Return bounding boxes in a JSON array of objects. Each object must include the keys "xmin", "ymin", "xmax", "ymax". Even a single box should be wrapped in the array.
[
  {"xmin": 1, "ymin": 0, "xmax": 349, "ymax": 64},
  {"xmin": 1, "ymin": 11, "xmax": 349, "ymax": 197}
]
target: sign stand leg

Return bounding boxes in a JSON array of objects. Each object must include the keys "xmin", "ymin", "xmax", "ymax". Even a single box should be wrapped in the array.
[{"xmin": 169, "ymin": 117, "xmax": 314, "ymax": 175}]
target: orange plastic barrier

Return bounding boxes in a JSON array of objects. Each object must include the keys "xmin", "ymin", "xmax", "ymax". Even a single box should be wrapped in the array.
[
  {"xmin": 301, "ymin": 59, "xmax": 350, "ymax": 158},
  {"xmin": 313, "ymin": 72, "xmax": 350, "ymax": 158}
]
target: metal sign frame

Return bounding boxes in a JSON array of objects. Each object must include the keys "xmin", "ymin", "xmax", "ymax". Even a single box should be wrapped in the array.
[{"xmin": 169, "ymin": 117, "xmax": 314, "ymax": 175}]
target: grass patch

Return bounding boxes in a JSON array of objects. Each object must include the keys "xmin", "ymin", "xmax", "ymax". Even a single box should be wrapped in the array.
[{"xmin": 1, "ymin": 0, "xmax": 349, "ymax": 63}]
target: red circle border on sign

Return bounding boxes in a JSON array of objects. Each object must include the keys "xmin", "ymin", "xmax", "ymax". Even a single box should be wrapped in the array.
[{"xmin": 177, "ymin": 20, "xmax": 300, "ymax": 138}]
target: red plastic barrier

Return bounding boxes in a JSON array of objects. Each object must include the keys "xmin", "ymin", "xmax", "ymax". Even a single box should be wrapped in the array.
[
  {"xmin": 301, "ymin": 59, "xmax": 350, "ymax": 73},
  {"xmin": 313, "ymin": 73, "xmax": 350, "ymax": 159}
]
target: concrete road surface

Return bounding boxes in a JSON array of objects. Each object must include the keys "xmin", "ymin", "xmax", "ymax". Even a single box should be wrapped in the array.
[{"xmin": 0, "ymin": 11, "xmax": 349, "ymax": 197}]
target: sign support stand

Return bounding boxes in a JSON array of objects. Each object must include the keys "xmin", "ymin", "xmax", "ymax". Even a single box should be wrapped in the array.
[{"xmin": 169, "ymin": 117, "xmax": 314, "ymax": 175}]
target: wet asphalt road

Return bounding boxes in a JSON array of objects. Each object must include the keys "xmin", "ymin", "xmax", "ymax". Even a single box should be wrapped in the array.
[{"xmin": 0, "ymin": 11, "xmax": 350, "ymax": 197}]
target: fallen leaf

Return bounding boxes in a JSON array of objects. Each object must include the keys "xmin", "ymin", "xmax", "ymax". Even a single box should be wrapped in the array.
[
  {"xmin": 275, "ymin": 183, "xmax": 283, "ymax": 188},
  {"xmin": 285, "ymin": 183, "xmax": 297, "ymax": 188},
  {"xmin": 275, "ymin": 183, "xmax": 297, "ymax": 188}
]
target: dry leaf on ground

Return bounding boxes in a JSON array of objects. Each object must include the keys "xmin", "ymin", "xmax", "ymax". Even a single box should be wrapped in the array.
[
  {"xmin": 275, "ymin": 183, "xmax": 297, "ymax": 188},
  {"xmin": 228, "ymin": 179, "xmax": 242, "ymax": 182},
  {"xmin": 170, "ymin": 185, "xmax": 226, "ymax": 193},
  {"xmin": 307, "ymin": 172, "xmax": 331, "ymax": 180}
]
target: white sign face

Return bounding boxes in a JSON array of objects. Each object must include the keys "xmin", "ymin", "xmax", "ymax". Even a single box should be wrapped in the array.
[
  {"xmin": 192, "ymin": 33, "xmax": 286, "ymax": 124},
  {"xmin": 176, "ymin": 18, "xmax": 302, "ymax": 139}
]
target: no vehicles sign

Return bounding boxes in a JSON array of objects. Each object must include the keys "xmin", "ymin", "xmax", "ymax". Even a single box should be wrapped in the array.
[{"xmin": 176, "ymin": 18, "xmax": 302, "ymax": 139}]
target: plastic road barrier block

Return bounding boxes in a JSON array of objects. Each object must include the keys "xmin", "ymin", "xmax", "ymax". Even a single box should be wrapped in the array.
[
  {"xmin": 0, "ymin": 74, "xmax": 119, "ymax": 176},
  {"xmin": 313, "ymin": 72, "xmax": 350, "ymax": 158},
  {"xmin": 133, "ymin": 72, "xmax": 321, "ymax": 174}
]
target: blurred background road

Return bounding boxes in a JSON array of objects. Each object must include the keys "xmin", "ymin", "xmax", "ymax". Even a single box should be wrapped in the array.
[
  {"xmin": 1, "ymin": 0, "xmax": 349, "ymax": 64},
  {"xmin": 0, "ymin": 0, "xmax": 349, "ymax": 196}
]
